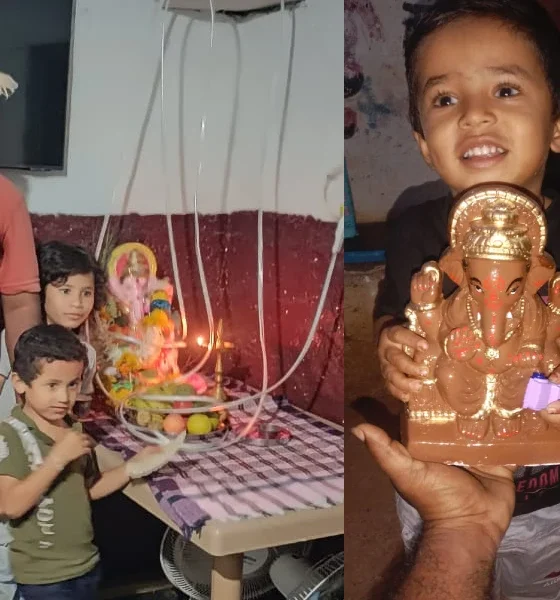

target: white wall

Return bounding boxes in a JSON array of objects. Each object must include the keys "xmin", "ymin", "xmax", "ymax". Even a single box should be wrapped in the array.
[{"xmin": 3, "ymin": 0, "xmax": 342, "ymax": 221}]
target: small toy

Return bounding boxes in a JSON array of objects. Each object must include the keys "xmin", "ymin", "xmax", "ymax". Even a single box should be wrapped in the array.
[{"xmin": 523, "ymin": 372, "xmax": 560, "ymax": 411}]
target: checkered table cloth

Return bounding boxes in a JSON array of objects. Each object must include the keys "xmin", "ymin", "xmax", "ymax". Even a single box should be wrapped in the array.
[{"xmin": 86, "ymin": 383, "xmax": 343, "ymax": 539}]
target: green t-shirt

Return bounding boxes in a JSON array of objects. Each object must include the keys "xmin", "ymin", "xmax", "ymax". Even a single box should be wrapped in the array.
[{"xmin": 0, "ymin": 406, "xmax": 100, "ymax": 584}]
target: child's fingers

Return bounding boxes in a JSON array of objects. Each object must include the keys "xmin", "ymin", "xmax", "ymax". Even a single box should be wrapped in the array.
[
  {"xmin": 382, "ymin": 364, "xmax": 423, "ymax": 400},
  {"xmin": 387, "ymin": 326, "xmax": 428, "ymax": 351},
  {"xmin": 549, "ymin": 400, "xmax": 560, "ymax": 413},
  {"xmin": 384, "ymin": 347, "xmax": 428, "ymax": 379},
  {"xmin": 540, "ymin": 402, "xmax": 560, "ymax": 425},
  {"xmin": 550, "ymin": 370, "xmax": 560, "ymax": 384}
]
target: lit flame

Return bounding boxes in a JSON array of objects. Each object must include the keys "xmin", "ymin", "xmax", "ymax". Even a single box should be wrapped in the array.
[{"xmin": 196, "ymin": 336, "xmax": 204, "ymax": 347}]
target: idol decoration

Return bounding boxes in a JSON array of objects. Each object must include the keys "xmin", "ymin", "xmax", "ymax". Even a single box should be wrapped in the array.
[
  {"xmin": 403, "ymin": 183, "xmax": 560, "ymax": 465},
  {"xmin": 95, "ymin": 242, "xmax": 228, "ymax": 437}
]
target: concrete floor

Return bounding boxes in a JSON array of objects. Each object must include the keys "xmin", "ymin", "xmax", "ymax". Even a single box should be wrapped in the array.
[{"xmin": 344, "ymin": 266, "xmax": 404, "ymax": 599}]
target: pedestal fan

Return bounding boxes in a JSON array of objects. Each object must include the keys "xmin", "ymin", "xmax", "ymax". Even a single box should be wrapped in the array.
[
  {"xmin": 269, "ymin": 551, "xmax": 343, "ymax": 600},
  {"xmin": 159, "ymin": 527, "xmax": 313, "ymax": 600}
]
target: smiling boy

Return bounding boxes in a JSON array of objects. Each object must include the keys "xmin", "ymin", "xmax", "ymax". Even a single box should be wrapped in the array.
[{"xmin": 374, "ymin": 0, "xmax": 560, "ymax": 597}]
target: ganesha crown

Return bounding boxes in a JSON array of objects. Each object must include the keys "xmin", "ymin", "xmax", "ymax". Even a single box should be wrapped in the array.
[{"xmin": 463, "ymin": 202, "xmax": 532, "ymax": 261}]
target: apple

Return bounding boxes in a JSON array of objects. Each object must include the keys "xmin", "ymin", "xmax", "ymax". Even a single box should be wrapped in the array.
[{"xmin": 174, "ymin": 401, "xmax": 194, "ymax": 411}]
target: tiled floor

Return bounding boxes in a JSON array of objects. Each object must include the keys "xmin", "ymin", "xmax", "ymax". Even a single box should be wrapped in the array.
[{"xmin": 344, "ymin": 265, "xmax": 404, "ymax": 599}]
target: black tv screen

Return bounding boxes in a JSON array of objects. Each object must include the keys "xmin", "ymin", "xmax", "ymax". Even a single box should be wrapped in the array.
[{"xmin": 0, "ymin": 0, "xmax": 73, "ymax": 171}]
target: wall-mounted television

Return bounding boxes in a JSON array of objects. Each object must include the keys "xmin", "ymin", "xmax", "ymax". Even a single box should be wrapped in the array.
[{"xmin": 0, "ymin": 0, "xmax": 74, "ymax": 171}]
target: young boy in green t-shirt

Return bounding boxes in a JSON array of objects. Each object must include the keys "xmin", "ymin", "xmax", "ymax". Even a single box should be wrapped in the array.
[{"xmin": 0, "ymin": 324, "xmax": 163, "ymax": 600}]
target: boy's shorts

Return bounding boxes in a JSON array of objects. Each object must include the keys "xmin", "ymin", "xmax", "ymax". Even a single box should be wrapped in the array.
[
  {"xmin": 397, "ymin": 493, "xmax": 560, "ymax": 599},
  {"xmin": 0, "ymin": 543, "xmax": 16, "ymax": 600},
  {"xmin": 0, "ymin": 522, "xmax": 16, "ymax": 600}
]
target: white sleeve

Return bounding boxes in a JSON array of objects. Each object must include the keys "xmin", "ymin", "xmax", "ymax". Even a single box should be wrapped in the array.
[
  {"xmin": 0, "ymin": 330, "xmax": 10, "ymax": 378},
  {"xmin": 81, "ymin": 341, "xmax": 97, "ymax": 395},
  {"xmin": 0, "ymin": 330, "xmax": 16, "ymax": 420}
]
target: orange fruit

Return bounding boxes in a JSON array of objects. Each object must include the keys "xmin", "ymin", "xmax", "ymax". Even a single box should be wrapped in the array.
[{"xmin": 162, "ymin": 413, "xmax": 186, "ymax": 435}]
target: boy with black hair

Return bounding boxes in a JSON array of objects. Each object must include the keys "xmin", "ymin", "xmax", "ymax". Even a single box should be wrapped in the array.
[
  {"xmin": 374, "ymin": 0, "xmax": 560, "ymax": 596},
  {"xmin": 0, "ymin": 324, "xmax": 163, "ymax": 600}
]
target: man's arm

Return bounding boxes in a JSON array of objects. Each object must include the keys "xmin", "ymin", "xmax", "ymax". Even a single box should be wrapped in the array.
[
  {"xmin": 352, "ymin": 425, "xmax": 514, "ymax": 600},
  {"xmin": 0, "ymin": 178, "xmax": 41, "ymax": 361},
  {"xmin": 2, "ymin": 293, "xmax": 41, "ymax": 362},
  {"xmin": 394, "ymin": 529, "xmax": 496, "ymax": 600}
]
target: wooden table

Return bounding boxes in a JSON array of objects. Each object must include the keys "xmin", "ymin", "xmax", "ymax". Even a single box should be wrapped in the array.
[{"xmin": 95, "ymin": 415, "xmax": 343, "ymax": 600}]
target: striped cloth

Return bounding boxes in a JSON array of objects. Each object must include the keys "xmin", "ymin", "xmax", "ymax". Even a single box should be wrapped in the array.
[{"xmin": 86, "ymin": 380, "xmax": 344, "ymax": 539}]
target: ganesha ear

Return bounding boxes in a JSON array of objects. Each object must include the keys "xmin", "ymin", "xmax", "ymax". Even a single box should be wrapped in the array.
[
  {"xmin": 439, "ymin": 247, "xmax": 464, "ymax": 286},
  {"xmin": 526, "ymin": 252, "xmax": 556, "ymax": 294},
  {"xmin": 107, "ymin": 276, "xmax": 119, "ymax": 294}
]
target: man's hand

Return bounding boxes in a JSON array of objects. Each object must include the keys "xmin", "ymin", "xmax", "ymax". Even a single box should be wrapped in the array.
[
  {"xmin": 377, "ymin": 318, "xmax": 430, "ymax": 403},
  {"xmin": 352, "ymin": 424, "xmax": 515, "ymax": 551}
]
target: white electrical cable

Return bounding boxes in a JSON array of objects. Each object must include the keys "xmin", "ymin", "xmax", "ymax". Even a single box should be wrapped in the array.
[
  {"xmin": 118, "ymin": 0, "xmax": 291, "ymax": 453},
  {"xmin": 116, "ymin": 212, "xmax": 341, "ymax": 452},
  {"xmin": 169, "ymin": 0, "xmax": 217, "ymax": 375},
  {"xmin": 118, "ymin": 0, "xmax": 283, "ymax": 451},
  {"xmin": 235, "ymin": 0, "xmax": 286, "ymax": 442},
  {"xmin": 160, "ymin": 0, "xmax": 189, "ymax": 342},
  {"xmin": 125, "ymin": 214, "xmax": 341, "ymax": 413},
  {"xmin": 98, "ymin": 0, "xmax": 342, "ymax": 453},
  {"xmin": 95, "ymin": 0, "xmax": 215, "ymax": 358},
  {"xmin": 95, "ymin": 6, "xmax": 177, "ymax": 260},
  {"xmin": 117, "ymin": 222, "xmax": 341, "ymax": 453},
  {"xmin": 92, "ymin": 0, "xmax": 217, "ymax": 404}
]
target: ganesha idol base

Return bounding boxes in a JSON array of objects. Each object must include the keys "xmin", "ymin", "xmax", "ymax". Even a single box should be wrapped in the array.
[{"xmin": 401, "ymin": 408, "xmax": 560, "ymax": 466}]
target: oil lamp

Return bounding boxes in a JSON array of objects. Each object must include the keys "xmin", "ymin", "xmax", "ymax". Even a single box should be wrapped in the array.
[{"xmin": 197, "ymin": 319, "xmax": 234, "ymax": 402}]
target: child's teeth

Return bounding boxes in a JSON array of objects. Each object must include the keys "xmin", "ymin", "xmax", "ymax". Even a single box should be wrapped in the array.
[{"xmin": 463, "ymin": 145, "xmax": 505, "ymax": 159}]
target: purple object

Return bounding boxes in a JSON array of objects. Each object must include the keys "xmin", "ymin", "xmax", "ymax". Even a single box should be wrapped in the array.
[{"xmin": 523, "ymin": 373, "xmax": 560, "ymax": 410}]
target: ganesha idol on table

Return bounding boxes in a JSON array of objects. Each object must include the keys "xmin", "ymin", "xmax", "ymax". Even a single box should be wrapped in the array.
[
  {"xmin": 103, "ymin": 243, "xmax": 181, "ymax": 381},
  {"xmin": 95, "ymin": 242, "xmax": 228, "ymax": 437},
  {"xmin": 402, "ymin": 183, "xmax": 560, "ymax": 466}
]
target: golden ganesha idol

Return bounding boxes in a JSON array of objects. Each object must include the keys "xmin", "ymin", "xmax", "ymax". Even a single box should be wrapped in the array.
[{"xmin": 402, "ymin": 183, "xmax": 560, "ymax": 465}]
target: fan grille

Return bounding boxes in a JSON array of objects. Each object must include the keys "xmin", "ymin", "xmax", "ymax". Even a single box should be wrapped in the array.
[
  {"xmin": 160, "ymin": 528, "xmax": 311, "ymax": 600},
  {"xmin": 287, "ymin": 552, "xmax": 344, "ymax": 600}
]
